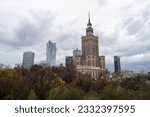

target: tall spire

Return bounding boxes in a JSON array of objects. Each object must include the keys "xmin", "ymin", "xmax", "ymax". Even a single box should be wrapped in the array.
[
  {"xmin": 89, "ymin": 12, "xmax": 90, "ymax": 22},
  {"xmin": 86, "ymin": 12, "xmax": 93, "ymax": 35},
  {"xmin": 87, "ymin": 11, "xmax": 92, "ymax": 26}
]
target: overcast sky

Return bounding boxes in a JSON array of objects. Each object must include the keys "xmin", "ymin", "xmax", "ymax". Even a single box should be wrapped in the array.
[{"xmin": 0, "ymin": 0, "xmax": 150, "ymax": 73}]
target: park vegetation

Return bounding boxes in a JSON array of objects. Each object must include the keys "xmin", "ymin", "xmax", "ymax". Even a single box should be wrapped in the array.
[{"xmin": 0, "ymin": 65, "xmax": 150, "ymax": 100}]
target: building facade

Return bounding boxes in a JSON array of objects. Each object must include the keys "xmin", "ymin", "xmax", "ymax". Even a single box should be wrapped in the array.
[
  {"xmin": 46, "ymin": 40, "xmax": 56, "ymax": 66},
  {"xmin": 99, "ymin": 56, "xmax": 105, "ymax": 69},
  {"xmin": 114, "ymin": 56, "xmax": 121, "ymax": 72},
  {"xmin": 121, "ymin": 70, "xmax": 134, "ymax": 78},
  {"xmin": 22, "ymin": 51, "xmax": 34, "ymax": 69},
  {"xmin": 74, "ymin": 15, "xmax": 106, "ymax": 79}
]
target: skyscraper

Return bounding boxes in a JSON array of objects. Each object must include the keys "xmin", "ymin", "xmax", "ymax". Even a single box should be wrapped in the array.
[
  {"xmin": 73, "ymin": 13, "xmax": 106, "ymax": 79},
  {"xmin": 46, "ymin": 40, "xmax": 56, "ymax": 66},
  {"xmin": 22, "ymin": 51, "xmax": 34, "ymax": 69},
  {"xmin": 73, "ymin": 48, "xmax": 82, "ymax": 60},
  {"xmin": 81, "ymin": 13, "xmax": 99, "ymax": 67},
  {"xmin": 114, "ymin": 56, "xmax": 121, "ymax": 72}
]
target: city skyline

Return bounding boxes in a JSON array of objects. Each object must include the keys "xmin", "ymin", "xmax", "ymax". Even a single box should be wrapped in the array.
[{"xmin": 0, "ymin": 0, "xmax": 150, "ymax": 73}]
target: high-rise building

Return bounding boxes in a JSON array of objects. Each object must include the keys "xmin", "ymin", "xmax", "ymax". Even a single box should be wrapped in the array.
[
  {"xmin": 73, "ymin": 14, "xmax": 106, "ymax": 79},
  {"xmin": 73, "ymin": 48, "xmax": 82, "ymax": 60},
  {"xmin": 81, "ymin": 15, "xmax": 99, "ymax": 67},
  {"xmin": 114, "ymin": 56, "xmax": 121, "ymax": 72},
  {"xmin": 22, "ymin": 51, "xmax": 34, "ymax": 69},
  {"xmin": 46, "ymin": 40, "xmax": 56, "ymax": 66}
]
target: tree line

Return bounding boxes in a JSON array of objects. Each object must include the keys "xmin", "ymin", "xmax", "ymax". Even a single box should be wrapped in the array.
[{"xmin": 0, "ymin": 65, "xmax": 150, "ymax": 100}]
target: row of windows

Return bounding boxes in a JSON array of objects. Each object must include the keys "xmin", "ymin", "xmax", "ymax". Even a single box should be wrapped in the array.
[
  {"xmin": 83, "ymin": 45, "xmax": 98, "ymax": 55},
  {"xmin": 87, "ymin": 60, "xmax": 96, "ymax": 66},
  {"xmin": 78, "ymin": 69, "xmax": 100, "ymax": 79},
  {"xmin": 87, "ymin": 56, "xmax": 95, "ymax": 58}
]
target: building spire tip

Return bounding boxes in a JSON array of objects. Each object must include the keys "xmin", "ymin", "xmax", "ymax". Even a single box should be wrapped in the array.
[
  {"xmin": 88, "ymin": 11, "xmax": 90, "ymax": 20},
  {"xmin": 87, "ymin": 11, "xmax": 92, "ymax": 26}
]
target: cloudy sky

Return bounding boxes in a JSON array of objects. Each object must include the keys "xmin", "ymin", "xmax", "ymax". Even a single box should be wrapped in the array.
[{"xmin": 0, "ymin": 0, "xmax": 150, "ymax": 72}]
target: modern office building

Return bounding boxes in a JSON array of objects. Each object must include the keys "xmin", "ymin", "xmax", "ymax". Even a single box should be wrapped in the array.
[
  {"xmin": 22, "ymin": 51, "xmax": 34, "ymax": 69},
  {"xmin": 73, "ymin": 48, "xmax": 82, "ymax": 60},
  {"xmin": 46, "ymin": 40, "xmax": 56, "ymax": 66},
  {"xmin": 73, "ymin": 14, "xmax": 106, "ymax": 79},
  {"xmin": 114, "ymin": 56, "xmax": 121, "ymax": 72}
]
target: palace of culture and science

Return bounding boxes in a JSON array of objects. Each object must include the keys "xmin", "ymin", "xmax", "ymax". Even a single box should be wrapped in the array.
[
  {"xmin": 69, "ymin": 14, "xmax": 106, "ymax": 80},
  {"xmin": 22, "ymin": 14, "xmax": 106, "ymax": 79}
]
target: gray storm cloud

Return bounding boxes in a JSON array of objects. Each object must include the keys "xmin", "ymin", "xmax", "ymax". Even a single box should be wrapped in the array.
[{"xmin": 0, "ymin": 0, "xmax": 149, "ymax": 72}]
